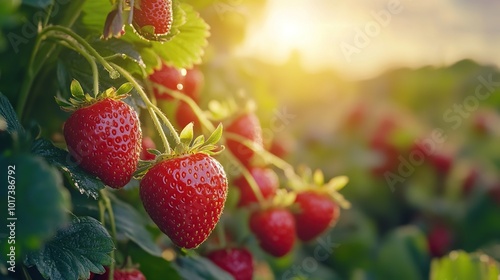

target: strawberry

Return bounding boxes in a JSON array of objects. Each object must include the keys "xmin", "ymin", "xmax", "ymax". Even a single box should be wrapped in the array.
[
  {"xmin": 58, "ymin": 81, "xmax": 141, "ymax": 189},
  {"xmin": 234, "ymin": 167, "xmax": 278, "ymax": 207},
  {"xmin": 293, "ymin": 191, "xmax": 340, "ymax": 242},
  {"xmin": 268, "ymin": 138, "xmax": 290, "ymax": 159},
  {"xmin": 226, "ymin": 113, "xmax": 263, "ymax": 166},
  {"xmin": 182, "ymin": 67, "xmax": 204, "ymax": 102},
  {"xmin": 149, "ymin": 63, "xmax": 183, "ymax": 100},
  {"xmin": 175, "ymin": 101, "xmax": 200, "ymax": 132},
  {"xmin": 207, "ymin": 248, "xmax": 254, "ymax": 280},
  {"xmin": 427, "ymin": 224, "xmax": 453, "ymax": 257},
  {"xmin": 249, "ymin": 208, "xmax": 295, "ymax": 257},
  {"xmin": 429, "ymin": 153, "xmax": 453, "ymax": 176},
  {"xmin": 140, "ymin": 152, "xmax": 228, "ymax": 249},
  {"xmin": 140, "ymin": 137, "xmax": 156, "ymax": 160},
  {"xmin": 133, "ymin": 0, "xmax": 173, "ymax": 38},
  {"xmin": 94, "ymin": 267, "xmax": 146, "ymax": 280}
]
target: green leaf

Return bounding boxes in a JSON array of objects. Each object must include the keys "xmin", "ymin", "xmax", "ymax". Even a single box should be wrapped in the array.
[
  {"xmin": 31, "ymin": 138, "xmax": 106, "ymax": 199},
  {"xmin": 174, "ymin": 256, "xmax": 233, "ymax": 280},
  {"xmin": 22, "ymin": 0, "xmax": 51, "ymax": 8},
  {"xmin": 81, "ymin": 0, "xmax": 113, "ymax": 33},
  {"xmin": 25, "ymin": 216, "xmax": 114, "ymax": 280},
  {"xmin": 111, "ymin": 196, "xmax": 162, "ymax": 257},
  {"xmin": 0, "ymin": 92, "xmax": 23, "ymax": 134},
  {"xmin": 376, "ymin": 226, "xmax": 430, "ymax": 280},
  {"xmin": 205, "ymin": 123, "xmax": 223, "ymax": 146},
  {"xmin": 92, "ymin": 38, "xmax": 147, "ymax": 75},
  {"xmin": 430, "ymin": 251, "xmax": 500, "ymax": 280},
  {"xmin": 152, "ymin": 3, "xmax": 209, "ymax": 68},
  {"xmin": 0, "ymin": 155, "xmax": 70, "ymax": 259}
]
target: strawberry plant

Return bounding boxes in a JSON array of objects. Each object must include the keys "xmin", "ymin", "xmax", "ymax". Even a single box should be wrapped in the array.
[
  {"xmin": 0, "ymin": 1, "xmax": 349, "ymax": 279},
  {"xmin": 2, "ymin": 1, "xmax": 498, "ymax": 280}
]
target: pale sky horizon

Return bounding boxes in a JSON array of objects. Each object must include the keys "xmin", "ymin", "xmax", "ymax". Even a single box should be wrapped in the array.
[{"xmin": 237, "ymin": 0, "xmax": 500, "ymax": 79}]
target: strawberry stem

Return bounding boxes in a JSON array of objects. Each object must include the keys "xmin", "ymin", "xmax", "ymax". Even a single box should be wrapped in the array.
[
  {"xmin": 223, "ymin": 149, "xmax": 266, "ymax": 204},
  {"xmin": 216, "ymin": 223, "xmax": 227, "ymax": 248},
  {"xmin": 49, "ymin": 35, "xmax": 100, "ymax": 96},
  {"xmin": 100, "ymin": 190, "xmax": 116, "ymax": 280},
  {"xmin": 224, "ymin": 132, "xmax": 301, "ymax": 182},
  {"xmin": 43, "ymin": 25, "xmax": 119, "ymax": 79},
  {"xmin": 160, "ymin": 86, "xmax": 216, "ymax": 132},
  {"xmin": 17, "ymin": 2, "xmax": 85, "ymax": 119},
  {"xmin": 110, "ymin": 62, "xmax": 174, "ymax": 153},
  {"xmin": 98, "ymin": 199, "xmax": 106, "ymax": 227}
]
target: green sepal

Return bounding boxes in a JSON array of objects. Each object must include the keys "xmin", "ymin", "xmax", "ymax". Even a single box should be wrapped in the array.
[
  {"xmin": 55, "ymin": 79, "xmax": 132, "ymax": 112},
  {"xmin": 70, "ymin": 79, "xmax": 85, "ymax": 99},
  {"xmin": 179, "ymin": 122, "xmax": 194, "ymax": 146},
  {"xmin": 205, "ymin": 123, "xmax": 223, "ymax": 146}
]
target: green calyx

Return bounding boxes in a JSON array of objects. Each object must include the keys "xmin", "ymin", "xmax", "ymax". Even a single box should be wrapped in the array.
[
  {"xmin": 289, "ymin": 168, "xmax": 351, "ymax": 209},
  {"xmin": 55, "ymin": 79, "xmax": 133, "ymax": 112},
  {"xmin": 133, "ymin": 123, "xmax": 225, "ymax": 179}
]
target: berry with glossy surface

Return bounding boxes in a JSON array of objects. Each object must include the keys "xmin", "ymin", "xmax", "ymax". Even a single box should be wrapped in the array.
[
  {"xmin": 94, "ymin": 267, "xmax": 146, "ymax": 280},
  {"xmin": 207, "ymin": 248, "xmax": 254, "ymax": 280},
  {"xmin": 133, "ymin": 0, "xmax": 173, "ymax": 36},
  {"xmin": 64, "ymin": 98, "xmax": 141, "ymax": 189},
  {"xmin": 249, "ymin": 208, "xmax": 295, "ymax": 257},
  {"xmin": 234, "ymin": 167, "xmax": 278, "ymax": 207},
  {"xmin": 226, "ymin": 113, "xmax": 263, "ymax": 166},
  {"xmin": 293, "ymin": 191, "xmax": 340, "ymax": 241},
  {"xmin": 149, "ymin": 63, "xmax": 183, "ymax": 100},
  {"xmin": 140, "ymin": 153, "xmax": 228, "ymax": 249}
]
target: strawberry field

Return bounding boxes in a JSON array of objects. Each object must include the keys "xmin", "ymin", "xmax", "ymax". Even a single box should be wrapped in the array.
[{"xmin": 1, "ymin": 1, "xmax": 500, "ymax": 280}]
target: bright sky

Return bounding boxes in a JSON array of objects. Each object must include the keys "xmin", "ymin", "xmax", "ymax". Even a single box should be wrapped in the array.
[{"xmin": 238, "ymin": 0, "xmax": 500, "ymax": 79}]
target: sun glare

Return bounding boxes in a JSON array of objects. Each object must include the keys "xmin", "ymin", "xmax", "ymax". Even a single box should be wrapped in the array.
[{"xmin": 239, "ymin": 1, "xmax": 320, "ymax": 63}]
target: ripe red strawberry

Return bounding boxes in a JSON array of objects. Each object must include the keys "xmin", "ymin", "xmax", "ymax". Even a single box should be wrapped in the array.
[
  {"xmin": 249, "ymin": 208, "xmax": 295, "ymax": 257},
  {"xmin": 63, "ymin": 98, "xmax": 141, "ymax": 189},
  {"xmin": 149, "ymin": 63, "xmax": 183, "ymax": 100},
  {"xmin": 140, "ymin": 152, "xmax": 228, "ymax": 249},
  {"xmin": 226, "ymin": 113, "xmax": 263, "ymax": 166},
  {"xmin": 268, "ymin": 138, "xmax": 290, "ymax": 159},
  {"xmin": 175, "ymin": 101, "xmax": 200, "ymax": 132},
  {"xmin": 94, "ymin": 267, "xmax": 146, "ymax": 280},
  {"xmin": 293, "ymin": 191, "xmax": 340, "ymax": 242},
  {"xmin": 207, "ymin": 248, "xmax": 254, "ymax": 280},
  {"xmin": 234, "ymin": 167, "xmax": 278, "ymax": 207},
  {"xmin": 427, "ymin": 225, "xmax": 453, "ymax": 257},
  {"xmin": 182, "ymin": 67, "xmax": 204, "ymax": 102},
  {"xmin": 462, "ymin": 169, "xmax": 478, "ymax": 194},
  {"xmin": 140, "ymin": 137, "xmax": 156, "ymax": 160},
  {"xmin": 429, "ymin": 153, "xmax": 453, "ymax": 176},
  {"xmin": 133, "ymin": 0, "xmax": 173, "ymax": 37}
]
